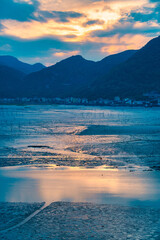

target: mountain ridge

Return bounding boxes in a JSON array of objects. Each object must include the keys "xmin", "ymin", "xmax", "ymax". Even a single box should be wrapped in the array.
[
  {"xmin": 84, "ymin": 36, "xmax": 160, "ymax": 100},
  {"xmin": 0, "ymin": 55, "xmax": 45, "ymax": 74},
  {"xmin": 21, "ymin": 50, "xmax": 137, "ymax": 98}
]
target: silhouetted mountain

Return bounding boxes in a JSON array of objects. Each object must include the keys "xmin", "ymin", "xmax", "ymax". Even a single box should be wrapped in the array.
[
  {"xmin": 0, "ymin": 65, "xmax": 25, "ymax": 98},
  {"xmin": 2, "ymin": 35, "xmax": 160, "ymax": 101},
  {"xmin": 22, "ymin": 51, "xmax": 136, "ymax": 98},
  {"xmin": 85, "ymin": 36, "xmax": 160, "ymax": 99},
  {"xmin": 96, "ymin": 50, "xmax": 137, "ymax": 73},
  {"xmin": 22, "ymin": 55, "xmax": 96, "ymax": 97},
  {"xmin": 0, "ymin": 55, "xmax": 45, "ymax": 74}
]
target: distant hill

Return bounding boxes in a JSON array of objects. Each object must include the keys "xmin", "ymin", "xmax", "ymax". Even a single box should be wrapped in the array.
[
  {"xmin": 1, "ymin": 35, "xmax": 160, "ymax": 101},
  {"xmin": 22, "ymin": 50, "xmax": 136, "ymax": 98},
  {"xmin": 0, "ymin": 65, "xmax": 25, "ymax": 98},
  {"xmin": 22, "ymin": 55, "xmax": 96, "ymax": 97},
  {"xmin": 0, "ymin": 56, "xmax": 45, "ymax": 74},
  {"xmin": 85, "ymin": 36, "xmax": 160, "ymax": 100}
]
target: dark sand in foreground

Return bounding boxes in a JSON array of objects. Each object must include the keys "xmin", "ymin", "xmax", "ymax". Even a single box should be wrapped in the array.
[{"xmin": 1, "ymin": 202, "xmax": 160, "ymax": 240}]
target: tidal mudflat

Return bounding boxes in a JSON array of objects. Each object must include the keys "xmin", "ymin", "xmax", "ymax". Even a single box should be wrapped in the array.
[
  {"xmin": 1, "ymin": 202, "xmax": 160, "ymax": 240},
  {"xmin": 0, "ymin": 105, "xmax": 160, "ymax": 170},
  {"xmin": 0, "ymin": 105, "xmax": 160, "ymax": 239}
]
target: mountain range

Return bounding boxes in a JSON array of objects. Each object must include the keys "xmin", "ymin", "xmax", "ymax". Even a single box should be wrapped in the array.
[
  {"xmin": 0, "ymin": 36, "xmax": 160, "ymax": 100},
  {"xmin": 22, "ymin": 50, "xmax": 136, "ymax": 98}
]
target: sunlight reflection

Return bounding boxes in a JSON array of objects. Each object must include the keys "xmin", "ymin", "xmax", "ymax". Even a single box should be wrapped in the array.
[{"xmin": 1, "ymin": 166, "xmax": 160, "ymax": 206}]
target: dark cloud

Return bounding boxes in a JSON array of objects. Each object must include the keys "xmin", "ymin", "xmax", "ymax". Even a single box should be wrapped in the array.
[
  {"xmin": 0, "ymin": 23, "xmax": 4, "ymax": 31},
  {"xmin": 0, "ymin": 0, "xmax": 83, "ymax": 23},
  {"xmin": 36, "ymin": 10, "xmax": 84, "ymax": 23},
  {"xmin": 128, "ymin": 5, "xmax": 160, "ymax": 23},
  {"xmin": 0, "ymin": 35, "xmax": 82, "ymax": 59},
  {"xmin": 0, "ymin": 0, "xmax": 39, "ymax": 21},
  {"xmin": 149, "ymin": 0, "xmax": 160, "ymax": 2},
  {"xmin": 83, "ymin": 19, "xmax": 104, "ymax": 27},
  {"xmin": 92, "ymin": 21, "xmax": 160, "ymax": 38},
  {"xmin": 0, "ymin": 0, "xmax": 84, "ymax": 23}
]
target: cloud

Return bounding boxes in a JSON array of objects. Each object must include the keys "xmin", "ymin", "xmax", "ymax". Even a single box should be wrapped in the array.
[
  {"xmin": 0, "ymin": 0, "xmax": 39, "ymax": 21},
  {"xmin": 0, "ymin": 0, "xmax": 146, "ymax": 42},
  {"xmin": 0, "ymin": 35, "xmax": 84, "ymax": 64},
  {"xmin": 53, "ymin": 50, "xmax": 80, "ymax": 57},
  {"xmin": 0, "ymin": 0, "xmax": 160, "ymax": 66},
  {"xmin": 37, "ymin": 0, "xmax": 146, "ymax": 12},
  {"xmin": 0, "ymin": 15, "xmax": 105, "ymax": 42},
  {"xmin": 128, "ymin": 4, "xmax": 160, "ymax": 23},
  {"xmin": 0, "ymin": 44, "xmax": 12, "ymax": 52},
  {"xmin": 0, "ymin": 34, "xmax": 107, "ymax": 65},
  {"xmin": 91, "ymin": 18, "xmax": 160, "ymax": 39},
  {"xmin": 36, "ymin": 10, "xmax": 84, "ymax": 23},
  {"xmin": 0, "ymin": 35, "xmax": 68, "ymax": 56},
  {"xmin": 100, "ymin": 34, "xmax": 151, "ymax": 55},
  {"xmin": 149, "ymin": 0, "xmax": 160, "ymax": 2},
  {"xmin": 83, "ymin": 19, "xmax": 105, "ymax": 27},
  {"xmin": 0, "ymin": 23, "xmax": 4, "ymax": 31}
]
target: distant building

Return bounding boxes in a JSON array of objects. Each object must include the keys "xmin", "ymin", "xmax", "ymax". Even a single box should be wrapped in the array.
[{"xmin": 123, "ymin": 98, "xmax": 133, "ymax": 105}]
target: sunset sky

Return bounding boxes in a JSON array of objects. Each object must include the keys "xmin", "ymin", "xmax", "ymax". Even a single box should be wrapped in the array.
[{"xmin": 0, "ymin": 0, "xmax": 160, "ymax": 65}]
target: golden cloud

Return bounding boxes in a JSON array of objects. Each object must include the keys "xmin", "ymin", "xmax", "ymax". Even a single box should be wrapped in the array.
[
  {"xmin": 100, "ymin": 34, "xmax": 151, "ymax": 55},
  {"xmin": 0, "ymin": 0, "xmax": 150, "ymax": 44},
  {"xmin": 53, "ymin": 50, "xmax": 80, "ymax": 57}
]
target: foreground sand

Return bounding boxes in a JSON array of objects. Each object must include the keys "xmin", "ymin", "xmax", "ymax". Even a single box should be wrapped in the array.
[{"xmin": 1, "ymin": 202, "xmax": 160, "ymax": 240}]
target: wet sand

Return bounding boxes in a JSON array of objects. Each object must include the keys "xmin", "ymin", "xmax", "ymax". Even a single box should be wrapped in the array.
[
  {"xmin": 0, "ymin": 105, "xmax": 160, "ymax": 170},
  {"xmin": 1, "ymin": 202, "xmax": 160, "ymax": 240},
  {"xmin": 0, "ymin": 202, "xmax": 43, "ymax": 232}
]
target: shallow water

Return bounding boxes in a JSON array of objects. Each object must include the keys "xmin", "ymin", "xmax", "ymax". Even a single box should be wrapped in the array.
[{"xmin": 0, "ymin": 165, "xmax": 160, "ymax": 207}]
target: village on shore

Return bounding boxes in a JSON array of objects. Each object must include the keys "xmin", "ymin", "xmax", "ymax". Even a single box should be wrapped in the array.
[{"xmin": 0, "ymin": 92, "xmax": 160, "ymax": 107}]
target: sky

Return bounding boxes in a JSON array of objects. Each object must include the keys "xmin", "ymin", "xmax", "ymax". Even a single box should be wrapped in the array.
[{"xmin": 0, "ymin": 0, "xmax": 160, "ymax": 66}]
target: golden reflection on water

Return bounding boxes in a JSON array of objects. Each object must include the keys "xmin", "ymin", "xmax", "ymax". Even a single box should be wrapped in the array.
[
  {"xmin": 37, "ymin": 169, "xmax": 150, "ymax": 203},
  {"xmin": 1, "ymin": 166, "xmax": 159, "ymax": 204},
  {"xmin": 23, "ymin": 134, "xmax": 121, "ymax": 162}
]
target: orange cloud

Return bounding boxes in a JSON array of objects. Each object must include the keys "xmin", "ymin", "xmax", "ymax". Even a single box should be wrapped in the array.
[
  {"xmin": 0, "ymin": 0, "xmax": 151, "ymax": 44},
  {"xmin": 100, "ymin": 34, "xmax": 151, "ymax": 55},
  {"xmin": 53, "ymin": 50, "xmax": 80, "ymax": 57}
]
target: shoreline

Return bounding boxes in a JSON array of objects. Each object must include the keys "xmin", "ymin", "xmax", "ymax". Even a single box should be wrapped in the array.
[{"xmin": 0, "ymin": 103, "xmax": 160, "ymax": 108}]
